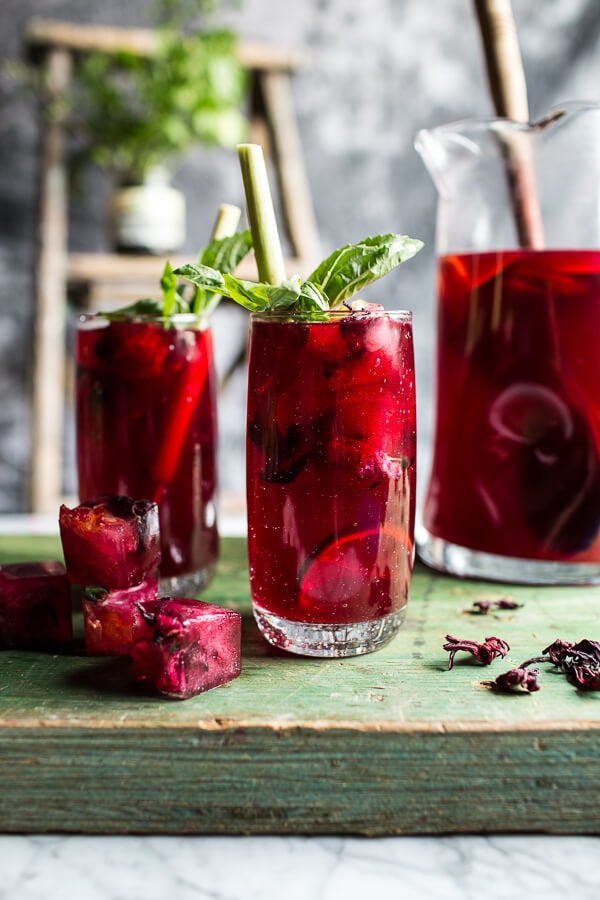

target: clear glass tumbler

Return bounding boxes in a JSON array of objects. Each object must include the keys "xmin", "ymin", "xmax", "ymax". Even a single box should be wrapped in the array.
[
  {"xmin": 76, "ymin": 313, "xmax": 219, "ymax": 595},
  {"xmin": 246, "ymin": 308, "xmax": 416, "ymax": 657}
]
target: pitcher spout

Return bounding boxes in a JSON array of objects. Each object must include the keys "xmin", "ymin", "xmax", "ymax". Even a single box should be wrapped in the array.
[
  {"xmin": 414, "ymin": 126, "xmax": 484, "ymax": 197},
  {"xmin": 415, "ymin": 103, "xmax": 600, "ymax": 252}
]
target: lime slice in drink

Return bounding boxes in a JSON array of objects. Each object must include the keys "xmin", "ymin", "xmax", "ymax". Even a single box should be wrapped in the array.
[{"xmin": 296, "ymin": 525, "xmax": 412, "ymax": 620}]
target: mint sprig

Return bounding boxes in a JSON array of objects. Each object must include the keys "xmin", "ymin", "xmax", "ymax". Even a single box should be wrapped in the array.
[{"xmin": 174, "ymin": 233, "xmax": 422, "ymax": 315}]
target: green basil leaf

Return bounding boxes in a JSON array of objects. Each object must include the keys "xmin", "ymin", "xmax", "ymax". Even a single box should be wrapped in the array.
[
  {"xmin": 173, "ymin": 263, "xmax": 227, "ymax": 293},
  {"xmin": 160, "ymin": 260, "xmax": 178, "ymax": 317},
  {"xmin": 191, "ymin": 287, "xmax": 210, "ymax": 316},
  {"xmin": 193, "ymin": 290, "xmax": 222, "ymax": 317},
  {"xmin": 220, "ymin": 274, "xmax": 272, "ymax": 312},
  {"xmin": 307, "ymin": 233, "xmax": 423, "ymax": 306},
  {"xmin": 199, "ymin": 229, "xmax": 253, "ymax": 273},
  {"xmin": 192, "ymin": 229, "xmax": 253, "ymax": 314},
  {"xmin": 101, "ymin": 298, "xmax": 164, "ymax": 319},
  {"xmin": 172, "ymin": 292, "xmax": 192, "ymax": 315},
  {"xmin": 298, "ymin": 280, "xmax": 329, "ymax": 312},
  {"xmin": 266, "ymin": 277, "xmax": 302, "ymax": 310}
]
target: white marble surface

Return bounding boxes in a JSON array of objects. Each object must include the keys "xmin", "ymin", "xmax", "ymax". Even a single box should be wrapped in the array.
[{"xmin": 1, "ymin": 835, "xmax": 600, "ymax": 899}]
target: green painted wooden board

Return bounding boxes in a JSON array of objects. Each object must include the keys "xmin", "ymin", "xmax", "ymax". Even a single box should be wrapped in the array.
[{"xmin": 0, "ymin": 534, "xmax": 599, "ymax": 835}]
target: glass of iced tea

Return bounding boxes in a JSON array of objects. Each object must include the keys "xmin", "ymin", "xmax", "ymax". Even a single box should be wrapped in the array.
[
  {"xmin": 76, "ymin": 313, "xmax": 219, "ymax": 594},
  {"xmin": 416, "ymin": 102, "xmax": 600, "ymax": 583},
  {"xmin": 246, "ymin": 307, "xmax": 416, "ymax": 657}
]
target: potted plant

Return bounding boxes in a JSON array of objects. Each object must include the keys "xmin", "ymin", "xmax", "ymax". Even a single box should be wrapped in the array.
[{"xmin": 68, "ymin": 4, "xmax": 247, "ymax": 253}]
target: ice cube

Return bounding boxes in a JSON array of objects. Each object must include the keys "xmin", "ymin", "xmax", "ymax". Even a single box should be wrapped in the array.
[
  {"xmin": 60, "ymin": 496, "xmax": 161, "ymax": 589},
  {"xmin": 131, "ymin": 598, "xmax": 242, "ymax": 699},
  {"xmin": 82, "ymin": 570, "xmax": 160, "ymax": 656}
]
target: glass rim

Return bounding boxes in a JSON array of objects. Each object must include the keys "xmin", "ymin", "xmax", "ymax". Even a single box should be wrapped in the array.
[
  {"xmin": 76, "ymin": 312, "xmax": 210, "ymax": 327},
  {"xmin": 250, "ymin": 308, "xmax": 412, "ymax": 323},
  {"xmin": 415, "ymin": 100, "xmax": 600, "ymax": 143}
]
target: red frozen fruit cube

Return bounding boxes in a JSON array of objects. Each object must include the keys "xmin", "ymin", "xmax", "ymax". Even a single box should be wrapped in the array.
[
  {"xmin": 131, "ymin": 598, "xmax": 242, "ymax": 699},
  {"xmin": 0, "ymin": 561, "xmax": 72, "ymax": 649},
  {"xmin": 60, "ymin": 496, "xmax": 161, "ymax": 589},
  {"xmin": 82, "ymin": 570, "xmax": 160, "ymax": 656}
]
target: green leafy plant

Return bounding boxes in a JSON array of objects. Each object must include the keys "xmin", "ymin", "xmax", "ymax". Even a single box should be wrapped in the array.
[
  {"xmin": 68, "ymin": 9, "xmax": 247, "ymax": 182},
  {"xmin": 3, "ymin": 2, "xmax": 247, "ymax": 182}
]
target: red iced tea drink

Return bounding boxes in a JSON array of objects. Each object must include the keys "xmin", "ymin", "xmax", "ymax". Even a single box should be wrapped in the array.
[
  {"xmin": 77, "ymin": 315, "xmax": 218, "ymax": 592},
  {"xmin": 423, "ymin": 249, "xmax": 600, "ymax": 569},
  {"xmin": 247, "ymin": 308, "xmax": 416, "ymax": 656}
]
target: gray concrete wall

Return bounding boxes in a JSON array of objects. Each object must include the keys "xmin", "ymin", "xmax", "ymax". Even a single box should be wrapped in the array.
[{"xmin": 1, "ymin": 0, "xmax": 599, "ymax": 511}]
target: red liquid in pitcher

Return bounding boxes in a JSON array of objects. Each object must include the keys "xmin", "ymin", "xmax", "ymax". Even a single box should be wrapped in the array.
[
  {"xmin": 247, "ymin": 311, "xmax": 416, "ymax": 625},
  {"xmin": 77, "ymin": 319, "xmax": 218, "ymax": 580},
  {"xmin": 424, "ymin": 249, "xmax": 600, "ymax": 561}
]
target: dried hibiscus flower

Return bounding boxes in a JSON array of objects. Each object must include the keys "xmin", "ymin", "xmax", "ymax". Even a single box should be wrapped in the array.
[
  {"xmin": 484, "ymin": 637, "xmax": 600, "ymax": 695},
  {"xmin": 491, "ymin": 666, "xmax": 540, "ymax": 693},
  {"xmin": 466, "ymin": 597, "xmax": 522, "ymax": 616},
  {"xmin": 443, "ymin": 634, "xmax": 510, "ymax": 670},
  {"xmin": 541, "ymin": 638, "xmax": 574, "ymax": 666},
  {"xmin": 560, "ymin": 640, "xmax": 600, "ymax": 691}
]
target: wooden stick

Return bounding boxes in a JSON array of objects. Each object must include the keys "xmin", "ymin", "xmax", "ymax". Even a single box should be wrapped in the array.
[
  {"xmin": 260, "ymin": 71, "xmax": 320, "ymax": 268},
  {"xmin": 31, "ymin": 48, "xmax": 72, "ymax": 513},
  {"xmin": 474, "ymin": 0, "xmax": 544, "ymax": 249},
  {"xmin": 474, "ymin": 0, "xmax": 529, "ymax": 121}
]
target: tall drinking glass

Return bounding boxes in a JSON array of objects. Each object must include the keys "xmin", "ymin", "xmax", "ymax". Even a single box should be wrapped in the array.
[
  {"xmin": 416, "ymin": 102, "xmax": 600, "ymax": 583},
  {"xmin": 76, "ymin": 313, "xmax": 218, "ymax": 594},
  {"xmin": 247, "ymin": 308, "xmax": 416, "ymax": 657}
]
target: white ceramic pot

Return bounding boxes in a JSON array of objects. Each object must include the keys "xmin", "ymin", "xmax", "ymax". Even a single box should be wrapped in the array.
[{"xmin": 111, "ymin": 167, "xmax": 186, "ymax": 254}]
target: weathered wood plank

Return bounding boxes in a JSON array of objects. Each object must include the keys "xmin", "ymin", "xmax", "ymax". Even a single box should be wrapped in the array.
[
  {"xmin": 261, "ymin": 70, "xmax": 320, "ymax": 268},
  {"xmin": 30, "ymin": 49, "xmax": 71, "ymax": 514},
  {"xmin": 25, "ymin": 18, "xmax": 306, "ymax": 72},
  {"xmin": 0, "ymin": 536, "xmax": 599, "ymax": 834},
  {"xmin": 1, "ymin": 728, "xmax": 598, "ymax": 835},
  {"xmin": 66, "ymin": 253, "xmax": 310, "ymax": 284}
]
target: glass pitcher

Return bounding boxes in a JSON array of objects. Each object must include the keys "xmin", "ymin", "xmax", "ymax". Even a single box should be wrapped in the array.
[{"xmin": 415, "ymin": 102, "xmax": 600, "ymax": 584}]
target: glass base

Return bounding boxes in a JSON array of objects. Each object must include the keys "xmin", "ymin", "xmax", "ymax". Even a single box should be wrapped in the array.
[
  {"xmin": 253, "ymin": 604, "xmax": 406, "ymax": 658},
  {"xmin": 159, "ymin": 561, "xmax": 217, "ymax": 598},
  {"xmin": 417, "ymin": 526, "xmax": 600, "ymax": 585}
]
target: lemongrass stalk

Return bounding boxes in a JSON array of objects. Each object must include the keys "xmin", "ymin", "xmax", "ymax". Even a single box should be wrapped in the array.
[
  {"xmin": 211, "ymin": 203, "xmax": 242, "ymax": 241},
  {"xmin": 237, "ymin": 143, "xmax": 286, "ymax": 284}
]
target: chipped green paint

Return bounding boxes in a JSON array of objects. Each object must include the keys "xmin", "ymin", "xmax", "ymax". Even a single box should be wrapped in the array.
[{"xmin": 0, "ymin": 535, "xmax": 599, "ymax": 834}]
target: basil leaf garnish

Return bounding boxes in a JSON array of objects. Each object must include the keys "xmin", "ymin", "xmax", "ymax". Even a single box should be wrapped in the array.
[
  {"xmin": 200, "ymin": 230, "xmax": 253, "ymax": 273},
  {"xmin": 175, "ymin": 232, "xmax": 423, "ymax": 316},
  {"xmin": 307, "ymin": 234, "xmax": 423, "ymax": 307}
]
